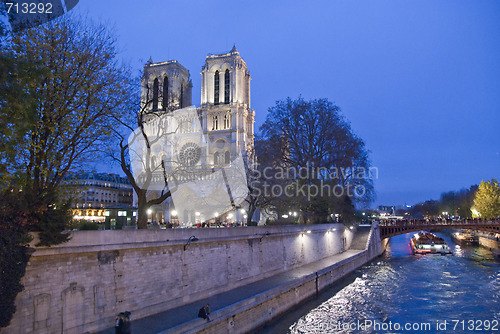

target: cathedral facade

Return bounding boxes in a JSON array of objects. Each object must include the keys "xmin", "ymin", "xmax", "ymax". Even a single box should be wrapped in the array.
[{"xmin": 132, "ymin": 46, "xmax": 255, "ymax": 225}]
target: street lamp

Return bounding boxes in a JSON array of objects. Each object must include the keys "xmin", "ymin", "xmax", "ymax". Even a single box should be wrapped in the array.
[{"xmin": 183, "ymin": 236, "xmax": 199, "ymax": 251}]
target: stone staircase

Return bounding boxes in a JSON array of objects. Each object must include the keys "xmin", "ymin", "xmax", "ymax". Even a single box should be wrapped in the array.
[{"xmin": 350, "ymin": 225, "xmax": 372, "ymax": 250}]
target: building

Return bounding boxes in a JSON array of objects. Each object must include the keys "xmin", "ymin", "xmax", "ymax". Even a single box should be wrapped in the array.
[
  {"xmin": 132, "ymin": 46, "xmax": 255, "ymax": 225},
  {"xmin": 377, "ymin": 205, "xmax": 395, "ymax": 216},
  {"xmin": 63, "ymin": 171, "xmax": 134, "ymax": 223}
]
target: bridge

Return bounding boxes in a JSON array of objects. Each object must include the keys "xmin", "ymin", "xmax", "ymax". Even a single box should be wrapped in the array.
[{"xmin": 379, "ymin": 219, "xmax": 500, "ymax": 239}]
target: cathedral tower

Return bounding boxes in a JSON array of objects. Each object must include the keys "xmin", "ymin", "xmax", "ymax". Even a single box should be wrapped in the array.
[
  {"xmin": 201, "ymin": 45, "xmax": 250, "ymax": 107},
  {"xmin": 200, "ymin": 46, "xmax": 255, "ymax": 164},
  {"xmin": 141, "ymin": 59, "xmax": 193, "ymax": 112}
]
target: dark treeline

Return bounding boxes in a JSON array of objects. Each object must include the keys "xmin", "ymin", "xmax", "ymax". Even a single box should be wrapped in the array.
[{"xmin": 404, "ymin": 185, "xmax": 478, "ymax": 218}]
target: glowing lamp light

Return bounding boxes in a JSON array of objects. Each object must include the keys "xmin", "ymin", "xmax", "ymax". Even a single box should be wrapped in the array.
[
  {"xmin": 214, "ymin": 212, "xmax": 219, "ymax": 217},
  {"xmin": 195, "ymin": 212, "xmax": 200, "ymax": 216},
  {"xmin": 147, "ymin": 209, "xmax": 152, "ymax": 215},
  {"xmin": 228, "ymin": 213, "xmax": 233, "ymax": 219},
  {"xmin": 282, "ymin": 214, "xmax": 289, "ymax": 218},
  {"xmin": 307, "ymin": 230, "xmax": 311, "ymax": 234},
  {"xmin": 240, "ymin": 209, "xmax": 246, "ymax": 214},
  {"xmin": 171, "ymin": 210, "xmax": 177, "ymax": 216}
]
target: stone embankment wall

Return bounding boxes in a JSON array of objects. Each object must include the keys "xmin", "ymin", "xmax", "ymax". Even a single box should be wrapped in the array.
[
  {"xmin": 1, "ymin": 224, "xmax": 355, "ymax": 334},
  {"xmin": 478, "ymin": 236, "xmax": 500, "ymax": 250},
  {"xmin": 167, "ymin": 224, "xmax": 384, "ymax": 334}
]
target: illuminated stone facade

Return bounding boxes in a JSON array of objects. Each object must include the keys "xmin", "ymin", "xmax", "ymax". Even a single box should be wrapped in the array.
[{"xmin": 135, "ymin": 46, "xmax": 255, "ymax": 225}]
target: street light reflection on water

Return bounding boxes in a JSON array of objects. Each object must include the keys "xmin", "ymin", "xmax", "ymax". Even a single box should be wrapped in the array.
[{"xmin": 260, "ymin": 232, "xmax": 500, "ymax": 334}]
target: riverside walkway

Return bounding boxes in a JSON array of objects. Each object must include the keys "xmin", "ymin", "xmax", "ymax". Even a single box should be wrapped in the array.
[{"xmin": 98, "ymin": 249, "xmax": 364, "ymax": 334}]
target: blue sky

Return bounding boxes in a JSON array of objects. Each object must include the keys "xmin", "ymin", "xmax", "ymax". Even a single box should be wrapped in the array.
[{"xmin": 73, "ymin": 0, "xmax": 500, "ymax": 207}]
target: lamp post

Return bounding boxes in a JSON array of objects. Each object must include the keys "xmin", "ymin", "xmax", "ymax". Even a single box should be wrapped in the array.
[
  {"xmin": 147, "ymin": 208, "xmax": 152, "ymax": 223},
  {"xmin": 171, "ymin": 210, "xmax": 178, "ymax": 226},
  {"xmin": 183, "ymin": 236, "xmax": 199, "ymax": 251}
]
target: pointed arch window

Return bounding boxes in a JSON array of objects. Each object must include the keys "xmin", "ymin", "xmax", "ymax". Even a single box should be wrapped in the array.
[
  {"xmin": 152, "ymin": 78, "xmax": 159, "ymax": 110},
  {"xmin": 214, "ymin": 70, "xmax": 220, "ymax": 105},
  {"xmin": 214, "ymin": 152, "xmax": 221, "ymax": 165},
  {"xmin": 212, "ymin": 115, "xmax": 218, "ymax": 130},
  {"xmin": 224, "ymin": 69, "xmax": 230, "ymax": 104},
  {"xmin": 180, "ymin": 84, "xmax": 184, "ymax": 108},
  {"xmin": 162, "ymin": 77, "xmax": 169, "ymax": 111},
  {"xmin": 224, "ymin": 112, "xmax": 231, "ymax": 129},
  {"xmin": 151, "ymin": 156, "xmax": 157, "ymax": 170},
  {"xmin": 224, "ymin": 151, "xmax": 230, "ymax": 164}
]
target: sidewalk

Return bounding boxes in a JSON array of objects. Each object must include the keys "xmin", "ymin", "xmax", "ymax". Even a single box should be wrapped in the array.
[{"xmin": 98, "ymin": 249, "xmax": 364, "ymax": 334}]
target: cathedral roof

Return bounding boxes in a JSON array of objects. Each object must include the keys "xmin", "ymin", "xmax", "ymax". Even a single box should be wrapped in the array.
[
  {"xmin": 144, "ymin": 59, "xmax": 190, "ymax": 75},
  {"xmin": 206, "ymin": 45, "xmax": 241, "ymax": 60}
]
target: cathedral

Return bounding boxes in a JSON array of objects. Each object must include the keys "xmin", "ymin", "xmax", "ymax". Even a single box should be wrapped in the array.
[{"xmin": 131, "ymin": 46, "xmax": 255, "ymax": 225}]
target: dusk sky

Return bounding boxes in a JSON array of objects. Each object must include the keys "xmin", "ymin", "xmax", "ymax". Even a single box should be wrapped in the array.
[{"xmin": 74, "ymin": 0, "xmax": 500, "ymax": 207}]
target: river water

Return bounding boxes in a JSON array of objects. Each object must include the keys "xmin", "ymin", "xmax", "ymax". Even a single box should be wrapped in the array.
[{"xmin": 260, "ymin": 231, "xmax": 500, "ymax": 333}]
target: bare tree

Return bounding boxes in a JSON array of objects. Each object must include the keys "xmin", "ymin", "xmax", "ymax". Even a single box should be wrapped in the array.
[
  {"xmin": 259, "ymin": 97, "xmax": 375, "ymax": 224},
  {"xmin": 109, "ymin": 80, "xmax": 186, "ymax": 229},
  {"xmin": 0, "ymin": 14, "xmax": 132, "ymax": 327}
]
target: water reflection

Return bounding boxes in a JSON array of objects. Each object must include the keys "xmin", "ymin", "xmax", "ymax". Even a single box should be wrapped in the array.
[{"xmin": 268, "ymin": 232, "xmax": 500, "ymax": 334}]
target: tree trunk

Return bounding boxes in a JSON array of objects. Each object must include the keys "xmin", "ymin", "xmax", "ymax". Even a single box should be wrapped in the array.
[{"xmin": 136, "ymin": 191, "xmax": 149, "ymax": 229}]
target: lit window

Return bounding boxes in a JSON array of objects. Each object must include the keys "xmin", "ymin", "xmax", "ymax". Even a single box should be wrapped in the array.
[
  {"xmin": 104, "ymin": 211, "xmax": 110, "ymax": 217},
  {"xmin": 118, "ymin": 211, "xmax": 127, "ymax": 217}
]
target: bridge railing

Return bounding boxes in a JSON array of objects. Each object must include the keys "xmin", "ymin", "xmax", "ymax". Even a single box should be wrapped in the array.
[{"xmin": 379, "ymin": 218, "xmax": 500, "ymax": 227}]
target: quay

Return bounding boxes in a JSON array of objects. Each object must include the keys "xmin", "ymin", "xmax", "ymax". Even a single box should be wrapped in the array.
[{"xmin": 1, "ymin": 224, "xmax": 384, "ymax": 334}]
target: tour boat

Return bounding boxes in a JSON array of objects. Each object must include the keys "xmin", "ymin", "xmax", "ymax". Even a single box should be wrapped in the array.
[
  {"xmin": 410, "ymin": 232, "xmax": 452, "ymax": 255},
  {"xmin": 451, "ymin": 230, "xmax": 479, "ymax": 246}
]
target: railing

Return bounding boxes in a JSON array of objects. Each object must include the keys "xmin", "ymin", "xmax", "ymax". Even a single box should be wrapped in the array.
[{"xmin": 379, "ymin": 218, "xmax": 500, "ymax": 238}]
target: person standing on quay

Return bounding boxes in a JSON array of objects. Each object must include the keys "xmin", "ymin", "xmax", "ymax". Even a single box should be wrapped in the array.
[
  {"xmin": 115, "ymin": 314, "xmax": 123, "ymax": 334},
  {"xmin": 122, "ymin": 315, "xmax": 131, "ymax": 334},
  {"xmin": 205, "ymin": 304, "xmax": 211, "ymax": 321}
]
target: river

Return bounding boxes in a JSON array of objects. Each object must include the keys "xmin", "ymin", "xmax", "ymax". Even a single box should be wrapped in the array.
[{"xmin": 259, "ymin": 231, "xmax": 500, "ymax": 333}]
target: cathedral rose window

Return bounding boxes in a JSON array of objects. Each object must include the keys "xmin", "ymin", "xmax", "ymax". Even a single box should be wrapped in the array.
[{"xmin": 179, "ymin": 142, "xmax": 201, "ymax": 166}]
